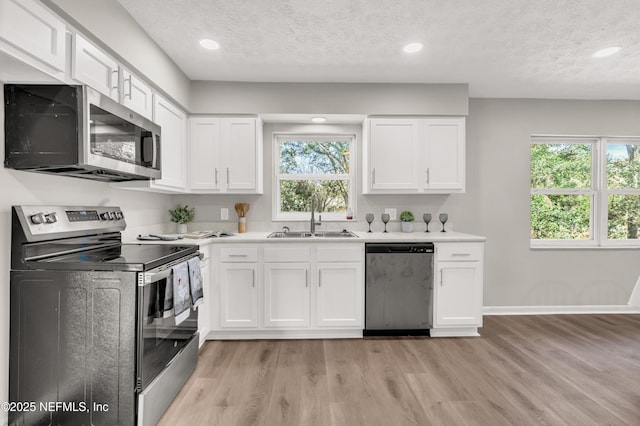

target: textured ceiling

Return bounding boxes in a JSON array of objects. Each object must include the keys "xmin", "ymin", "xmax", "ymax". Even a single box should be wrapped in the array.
[{"xmin": 117, "ymin": 0, "xmax": 640, "ymax": 99}]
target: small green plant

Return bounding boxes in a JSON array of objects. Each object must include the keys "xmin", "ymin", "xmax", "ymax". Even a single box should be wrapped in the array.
[
  {"xmin": 400, "ymin": 211, "xmax": 415, "ymax": 222},
  {"xmin": 169, "ymin": 204, "xmax": 195, "ymax": 224}
]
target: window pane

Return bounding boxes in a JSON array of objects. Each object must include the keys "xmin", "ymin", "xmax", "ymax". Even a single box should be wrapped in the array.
[
  {"xmin": 280, "ymin": 141, "xmax": 350, "ymax": 174},
  {"xmin": 606, "ymin": 143, "xmax": 640, "ymax": 189},
  {"xmin": 530, "ymin": 144, "xmax": 591, "ymax": 189},
  {"xmin": 280, "ymin": 180, "xmax": 349, "ymax": 213},
  {"xmin": 608, "ymin": 194, "xmax": 640, "ymax": 239},
  {"xmin": 530, "ymin": 194, "xmax": 591, "ymax": 239}
]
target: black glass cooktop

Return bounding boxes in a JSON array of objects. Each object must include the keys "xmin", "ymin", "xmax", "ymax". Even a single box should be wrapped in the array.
[{"xmin": 33, "ymin": 243, "xmax": 198, "ymax": 272}]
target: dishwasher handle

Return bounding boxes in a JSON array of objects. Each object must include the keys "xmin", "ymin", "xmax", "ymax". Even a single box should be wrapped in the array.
[{"xmin": 365, "ymin": 243, "xmax": 434, "ymax": 254}]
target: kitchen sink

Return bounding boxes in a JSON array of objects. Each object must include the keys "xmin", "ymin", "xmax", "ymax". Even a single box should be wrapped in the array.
[{"xmin": 267, "ymin": 230, "xmax": 358, "ymax": 238}]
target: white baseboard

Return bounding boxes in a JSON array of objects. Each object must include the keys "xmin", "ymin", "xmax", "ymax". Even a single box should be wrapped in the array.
[{"xmin": 483, "ymin": 305, "xmax": 640, "ymax": 315}]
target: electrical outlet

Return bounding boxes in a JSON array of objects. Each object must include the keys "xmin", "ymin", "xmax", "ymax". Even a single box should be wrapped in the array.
[
  {"xmin": 384, "ymin": 208, "xmax": 397, "ymax": 221},
  {"xmin": 220, "ymin": 208, "xmax": 229, "ymax": 221}
]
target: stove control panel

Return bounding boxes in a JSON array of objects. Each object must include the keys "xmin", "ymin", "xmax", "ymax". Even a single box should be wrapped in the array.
[{"xmin": 14, "ymin": 206, "xmax": 126, "ymax": 241}]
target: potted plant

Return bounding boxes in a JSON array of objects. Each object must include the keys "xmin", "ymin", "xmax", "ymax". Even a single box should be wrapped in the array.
[
  {"xmin": 169, "ymin": 204, "xmax": 195, "ymax": 234},
  {"xmin": 400, "ymin": 210, "xmax": 414, "ymax": 232}
]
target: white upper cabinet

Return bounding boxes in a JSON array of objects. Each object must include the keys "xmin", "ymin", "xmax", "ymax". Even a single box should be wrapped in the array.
[
  {"xmin": 423, "ymin": 118, "xmax": 465, "ymax": 191},
  {"xmin": 367, "ymin": 118, "xmax": 421, "ymax": 191},
  {"xmin": 72, "ymin": 33, "xmax": 119, "ymax": 101},
  {"xmin": 188, "ymin": 116, "xmax": 263, "ymax": 194},
  {"xmin": 72, "ymin": 34, "xmax": 154, "ymax": 119},
  {"xmin": 150, "ymin": 95, "xmax": 187, "ymax": 190},
  {"xmin": 0, "ymin": 0, "xmax": 66, "ymax": 80},
  {"xmin": 189, "ymin": 117, "xmax": 221, "ymax": 191},
  {"xmin": 364, "ymin": 117, "xmax": 466, "ymax": 194},
  {"xmin": 121, "ymin": 69, "xmax": 154, "ymax": 119}
]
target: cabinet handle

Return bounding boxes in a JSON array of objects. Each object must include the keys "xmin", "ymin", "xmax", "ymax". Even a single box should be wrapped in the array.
[
  {"xmin": 112, "ymin": 70, "xmax": 119, "ymax": 91},
  {"xmin": 426, "ymin": 168, "xmax": 430, "ymax": 184},
  {"xmin": 318, "ymin": 270, "xmax": 322, "ymax": 287},
  {"xmin": 440, "ymin": 269, "xmax": 443, "ymax": 286},
  {"xmin": 452, "ymin": 253, "xmax": 471, "ymax": 257},
  {"xmin": 252, "ymin": 269, "xmax": 255, "ymax": 287},
  {"xmin": 372, "ymin": 168, "xmax": 376, "ymax": 185},
  {"xmin": 215, "ymin": 168, "xmax": 218, "ymax": 185},
  {"xmin": 227, "ymin": 254, "xmax": 248, "ymax": 257},
  {"xmin": 305, "ymin": 269, "xmax": 308, "ymax": 287},
  {"xmin": 226, "ymin": 167, "xmax": 230, "ymax": 184},
  {"xmin": 124, "ymin": 75, "xmax": 132, "ymax": 99}
]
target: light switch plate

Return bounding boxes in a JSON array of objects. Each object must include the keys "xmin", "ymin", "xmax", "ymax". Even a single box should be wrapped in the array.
[
  {"xmin": 384, "ymin": 208, "xmax": 397, "ymax": 221},
  {"xmin": 220, "ymin": 208, "xmax": 229, "ymax": 221}
]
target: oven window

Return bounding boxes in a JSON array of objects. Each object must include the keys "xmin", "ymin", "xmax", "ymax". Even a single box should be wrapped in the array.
[{"xmin": 140, "ymin": 274, "xmax": 197, "ymax": 389}]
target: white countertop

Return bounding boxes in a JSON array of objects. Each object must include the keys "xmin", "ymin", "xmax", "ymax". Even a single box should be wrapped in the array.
[{"xmin": 128, "ymin": 231, "xmax": 486, "ymax": 245}]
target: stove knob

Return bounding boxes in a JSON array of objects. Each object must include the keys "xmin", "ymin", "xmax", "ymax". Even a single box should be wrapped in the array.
[
  {"xmin": 114, "ymin": 211, "xmax": 122, "ymax": 220},
  {"xmin": 119, "ymin": 211, "xmax": 125, "ymax": 219},
  {"xmin": 100, "ymin": 212, "xmax": 110, "ymax": 220},
  {"xmin": 30, "ymin": 213, "xmax": 45, "ymax": 224},
  {"xmin": 44, "ymin": 213, "xmax": 57, "ymax": 223},
  {"xmin": 108, "ymin": 211, "xmax": 116, "ymax": 220}
]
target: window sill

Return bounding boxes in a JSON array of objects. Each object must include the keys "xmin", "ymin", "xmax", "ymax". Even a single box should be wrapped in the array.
[{"xmin": 530, "ymin": 242, "xmax": 640, "ymax": 250}]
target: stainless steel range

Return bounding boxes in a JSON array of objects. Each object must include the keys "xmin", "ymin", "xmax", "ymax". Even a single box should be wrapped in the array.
[{"xmin": 9, "ymin": 205, "xmax": 200, "ymax": 426}]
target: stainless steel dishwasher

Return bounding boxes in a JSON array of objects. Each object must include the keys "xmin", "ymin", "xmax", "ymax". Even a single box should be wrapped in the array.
[{"xmin": 365, "ymin": 243, "xmax": 434, "ymax": 336}]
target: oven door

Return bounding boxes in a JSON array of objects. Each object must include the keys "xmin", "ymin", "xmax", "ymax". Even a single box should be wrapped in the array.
[{"xmin": 137, "ymin": 257, "xmax": 198, "ymax": 391}]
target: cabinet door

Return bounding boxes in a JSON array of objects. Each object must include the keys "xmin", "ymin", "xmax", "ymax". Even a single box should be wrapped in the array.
[
  {"xmin": 434, "ymin": 261, "xmax": 482, "ymax": 327},
  {"xmin": 0, "ymin": 0, "xmax": 66, "ymax": 73},
  {"xmin": 424, "ymin": 118, "xmax": 465, "ymax": 191},
  {"xmin": 152, "ymin": 95, "xmax": 187, "ymax": 190},
  {"xmin": 72, "ymin": 34, "xmax": 119, "ymax": 101},
  {"xmin": 367, "ymin": 119, "xmax": 420, "ymax": 192},
  {"xmin": 316, "ymin": 263, "xmax": 363, "ymax": 327},
  {"xmin": 263, "ymin": 263, "xmax": 310, "ymax": 328},
  {"xmin": 221, "ymin": 118, "xmax": 257, "ymax": 191},
  {"xmin": 121, "ymin": 69, "xmax": 153, "ymax": 119},
  {"xmin": 189, "ymin": 117, "xmax": 221, "ymax": 191},
  {"xmin": 220, "ymin": 263, "xmax": 258, "ymax": 328}
]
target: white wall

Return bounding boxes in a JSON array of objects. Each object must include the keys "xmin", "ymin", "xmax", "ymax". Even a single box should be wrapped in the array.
[
  {"xmin": 469, "ymin": 98, "xmax": 640, "ymax": 307},
  {"xmin": 189, "ymin": 81, "xmax": 468, "ymax": 115}
]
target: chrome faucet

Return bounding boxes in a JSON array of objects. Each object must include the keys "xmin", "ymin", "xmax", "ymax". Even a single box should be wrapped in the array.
[{"xmin": 310, "ymin": 192, "xmax": 322, "ymax": 234}]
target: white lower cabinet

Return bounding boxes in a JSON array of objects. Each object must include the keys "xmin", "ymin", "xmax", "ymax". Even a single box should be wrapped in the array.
[
  {"xmin": 316, "ymin": 263, "xmax": 363, "ymax": 327},
  {"xmin": 432, "ymin": 243, "xmax": 483, "ymax": 337},
  {"xmin": 220, "ymin": 263, "xmax": 258, "ymax": 328},
  {"xmin": 263, "ymin": 263, "xmax": 310, "ymax": 327},
  {"xmin": 210, "ymin": 243, "xmax": 363, "ymax": 339},
  {"xmin": 315, "ymin": 245, "xmax": 363, "ymax": 328}
]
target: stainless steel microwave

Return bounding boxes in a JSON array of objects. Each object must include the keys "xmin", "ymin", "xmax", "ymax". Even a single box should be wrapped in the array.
[{"xmin": 4, "ymin": 84, "xmax": 161, "ymax": 182}]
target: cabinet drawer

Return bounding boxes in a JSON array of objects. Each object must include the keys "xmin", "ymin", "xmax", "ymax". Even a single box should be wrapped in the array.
[
  {"xmin": 220, "ymin": 247, "xmax": 258, "ymax": 262},
  {"xmin": 317, "ymin": 245, "xmax": 362, "ymax": 262},
  {"xmin": 264, "ymin": 246, "xmax": 310, "ymax": 262},
  {"xmin": 437, "ymin": 243, "xmax": 482, "ymax": 261}
]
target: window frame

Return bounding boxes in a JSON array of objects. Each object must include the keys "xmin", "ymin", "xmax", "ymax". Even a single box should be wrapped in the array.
[
  {"xmin": 530, "ymin": 135, "xmax": 640, "ymax": 248},
  {"xmin": 272, "ymin": 133, "xmax": 356, "ymax": 222}
]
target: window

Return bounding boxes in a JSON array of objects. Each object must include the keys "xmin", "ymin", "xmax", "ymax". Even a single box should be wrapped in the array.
[
  {"xmin": 530, "ymin": 136, "xmax": 640, "ymax": 247},
  {"xmin": 274, "ymin": 134, "xmax": 355, "ymax": 221}
]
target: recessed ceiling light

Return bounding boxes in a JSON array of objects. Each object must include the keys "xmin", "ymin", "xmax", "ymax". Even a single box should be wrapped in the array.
[
  {"xmin": 403, "ymin": 42, "xmax": 424, "ymax": 54},
  {"xmin": 592, "ymin": 46, "xmax": 621, "ymax": 58},
  {"xmin": 199, "ymin": 39, "xmax": 220, "ymax": 50},
  {"xmin": 311, "ymin": 117, "xmax": 327, "ymax": 123}
]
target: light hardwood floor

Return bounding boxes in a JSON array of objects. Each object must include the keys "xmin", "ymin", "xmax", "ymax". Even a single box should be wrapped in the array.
[{"xmin": 159, "ymin": 315, "xmax": 640, "ymax": 425}]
